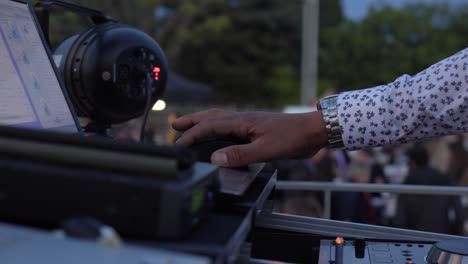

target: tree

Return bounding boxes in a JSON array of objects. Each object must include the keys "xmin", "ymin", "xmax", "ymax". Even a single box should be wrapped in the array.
[
  {"xmin": 42, "ymin": 0, "xmax": 305, "ymax": 107},
  {"xmin": 33, "ymin": 0, "xmax": 163, "ymax": 47},
  {"xmin": 319, "ymin": 3, "xmax": 468, "ymax": 93},
  {"xmin": 42, "ymin": 1, "xmax": 468, "ymax": 107},
  {"xmin": 158, "ymin": 0, "xmax": 344, "ymax": 106},
  {"xmin": 320, "ymin": 0, "xmax": 343, "ymax": 29},
  {"xmin": 156, "ymin": 0, "xmax": 303, "ymax": 106}
]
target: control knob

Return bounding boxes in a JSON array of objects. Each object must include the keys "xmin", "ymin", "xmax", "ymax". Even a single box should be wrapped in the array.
[{"xmin": 426, "ymin": 240, "xmax": 468, "ymax": 264}]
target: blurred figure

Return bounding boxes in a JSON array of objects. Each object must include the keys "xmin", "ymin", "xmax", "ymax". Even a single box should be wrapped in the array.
[
  {"xmin": 394, "ymin": 145, "xmax": 464, "ymax": 234},
  {"xmin": 332, "ymin": 155, "xmax": 375, "ymax": 224},
  {"xmin": 447, "ymin": 135, "xmax": 468, "ymax": 186},
  {"xmin": 276, "ymin": 149, "xmax": 337, "ymax": 217},
  {"xmin": 370, "ymin": 159, "xmax": 390, "ymax": 226},
  {"xmin": 332, "ymin": 149, "xmax": 350, "ymax": 181}
]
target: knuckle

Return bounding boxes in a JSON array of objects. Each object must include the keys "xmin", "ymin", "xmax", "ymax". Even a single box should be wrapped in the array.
[{"xmin": 236, "ymin": 114, "xmax": 255, "ymax": 136}]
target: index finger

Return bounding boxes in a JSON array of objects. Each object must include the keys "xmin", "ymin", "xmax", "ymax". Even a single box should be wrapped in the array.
[
  {"xmin": 175, "ymin": 114, "xmax": 241, "ymax": 147},
  {"xmin": 172, "ymin": 109, "xmax": 230, "ymax": 131}
]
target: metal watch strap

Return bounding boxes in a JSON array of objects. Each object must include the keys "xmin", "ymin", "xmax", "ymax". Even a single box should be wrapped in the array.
[{"xmin": 317, "ymin": 94, "xmax": 344, "ymax": 148}]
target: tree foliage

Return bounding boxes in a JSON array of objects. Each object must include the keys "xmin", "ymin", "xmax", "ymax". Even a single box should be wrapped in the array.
[
  {"xmin": 40, "ymin": 0, "xmax": 468, "ymax": 106},
  {"xmin": 319, "ymin": 3, "xmax": 468, "ymax": 92},
  {"xmin": 155, "ymin": 0, "xmax": 304, "ymax": 106}
]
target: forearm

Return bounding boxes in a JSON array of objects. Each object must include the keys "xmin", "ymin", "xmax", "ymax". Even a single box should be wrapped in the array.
[{"xmin": 338, "ymin": 48, "xmax": 468, "ymax": 150}]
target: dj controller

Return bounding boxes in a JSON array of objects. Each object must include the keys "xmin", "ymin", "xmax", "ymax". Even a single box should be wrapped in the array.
[{"xmin": 318, "ymin": 238, "xmax": 468, "ymax": 264}]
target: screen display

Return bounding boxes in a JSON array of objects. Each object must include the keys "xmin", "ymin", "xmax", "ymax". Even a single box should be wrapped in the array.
[{"xmin": 0, "ymin": 0, "xmax": 78, "ymax": 132}]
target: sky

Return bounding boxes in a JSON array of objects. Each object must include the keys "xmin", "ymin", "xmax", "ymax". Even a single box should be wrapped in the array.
[{"xmin": 342, "ymin": 0, "xmax": 467, "ymax": 20}]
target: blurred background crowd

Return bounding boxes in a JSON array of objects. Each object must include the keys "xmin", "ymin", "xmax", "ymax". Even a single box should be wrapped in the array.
[
  {"xmin": 43, "ymin": 0, "xmax": 468, "ymax": 235},
  {"xmin": 273, "ymin": 135, "xmax": 468, "ymax": 236}
]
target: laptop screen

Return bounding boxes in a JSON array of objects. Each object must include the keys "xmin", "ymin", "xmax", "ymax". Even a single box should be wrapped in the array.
[{"xmin": 0, "ymin": 0, "xmax": 79, "ymax": 133}]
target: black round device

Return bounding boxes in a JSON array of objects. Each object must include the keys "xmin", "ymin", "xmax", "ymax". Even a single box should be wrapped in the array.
[{"xmin": 54, "ymin": 22, "xmax": 168, "ymax": 125}]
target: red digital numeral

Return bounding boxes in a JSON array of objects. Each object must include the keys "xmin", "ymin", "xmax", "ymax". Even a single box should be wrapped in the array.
[{"xmin": 153, "ymin": 67, "xmax": 161, "ymax": 81}]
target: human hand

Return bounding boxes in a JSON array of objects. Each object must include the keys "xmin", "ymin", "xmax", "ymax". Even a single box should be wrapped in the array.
[{"xmin": 172, "ymin": 109, "xmax": 328, "ymax": 167}]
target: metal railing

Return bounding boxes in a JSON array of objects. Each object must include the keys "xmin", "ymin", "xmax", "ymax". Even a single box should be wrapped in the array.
[{"xmin": 276, "ymin": 181, "xmax": 468, "ymax": 219}]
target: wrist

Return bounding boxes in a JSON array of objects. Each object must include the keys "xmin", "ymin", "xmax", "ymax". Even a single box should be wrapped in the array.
[{"xmin": 304, "ymin": 111, "xmax": 329, "ymax": 149}]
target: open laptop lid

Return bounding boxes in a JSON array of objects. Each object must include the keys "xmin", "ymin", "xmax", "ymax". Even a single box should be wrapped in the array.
[{"xmin": 0, "ymin": 0, "xmax": 80, "ymax": 133}]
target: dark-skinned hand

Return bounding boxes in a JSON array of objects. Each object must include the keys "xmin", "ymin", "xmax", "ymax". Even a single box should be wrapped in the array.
[{"xmin": 172, "ymin": 109, "xmax": 328, "ymax": 167}]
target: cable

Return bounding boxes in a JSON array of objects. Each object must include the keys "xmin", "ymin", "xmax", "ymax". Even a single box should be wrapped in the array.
[{"xmin": 139, "ymin": 73, "xmax": 153, "ymax": 143}]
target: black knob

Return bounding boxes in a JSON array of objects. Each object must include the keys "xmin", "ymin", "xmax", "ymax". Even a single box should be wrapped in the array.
[{"xmin": 354, "ymin": 239, "xmax": 366, "ymax": 259}]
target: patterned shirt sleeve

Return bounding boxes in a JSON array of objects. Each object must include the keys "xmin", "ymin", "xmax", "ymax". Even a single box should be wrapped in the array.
[{"xmin": 337, "ymin": 48, "xmax": 468, "ymax": 150}]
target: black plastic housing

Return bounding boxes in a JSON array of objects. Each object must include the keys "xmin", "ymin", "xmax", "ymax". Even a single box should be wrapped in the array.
[{"xmin": 54, "ymin": 22, "xmax": 168, "ymax": 124}]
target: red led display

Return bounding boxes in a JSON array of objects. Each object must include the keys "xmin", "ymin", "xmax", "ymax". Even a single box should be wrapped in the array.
[{"xmin": 152, "ymin": 66, "xmax": 161, "ymax": 81}]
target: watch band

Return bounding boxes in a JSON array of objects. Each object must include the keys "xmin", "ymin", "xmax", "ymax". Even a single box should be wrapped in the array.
[{"xmin": 317, "ymin": 94, "xmax": 344, "ymax": 148}]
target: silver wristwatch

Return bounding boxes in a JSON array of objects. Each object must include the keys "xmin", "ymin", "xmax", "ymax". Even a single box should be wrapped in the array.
[{"xmin": 317, "ymin": 94, "xmax": 344, "ymax": 148}]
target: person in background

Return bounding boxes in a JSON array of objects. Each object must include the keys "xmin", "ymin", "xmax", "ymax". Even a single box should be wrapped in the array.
[
  {"xmin": 394, "ymin": 145, "xmax": 464, "ymax": 234},
  {"xmin": 366, "ymin": 149, "xmax": 390, "ymax": 225},
  {"xmin": 332, "ymin": 157, "xmax": 374, "ymax": 224},
  {"xmin": 277, "ymin": 149, "xmax": 337, "ymax": 217},
  {"xmin": 447, "ymin": 135, "xmax": 468, "ymax": 186}
]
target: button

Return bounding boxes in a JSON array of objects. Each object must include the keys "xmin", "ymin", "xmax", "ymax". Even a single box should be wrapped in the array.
[
  {"xmin": 372, "ymin": 246, "xmax": 390, "ymax": 252},
  {"xmin": 102, "ymin": 71, "xmax": 112, "ymax": 81},
  {"xmin": 374, "ymin": 258, "xmax": 393, "ymax": 263},
  {"xmin": 373, "ymin": 253, "xmax": 391, "ymax": 258}
]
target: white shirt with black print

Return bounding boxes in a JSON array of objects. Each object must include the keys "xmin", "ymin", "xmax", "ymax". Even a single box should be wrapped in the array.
[{"xmin": 338, "ymin": 48, "xmax": 468, "ymax": 150}]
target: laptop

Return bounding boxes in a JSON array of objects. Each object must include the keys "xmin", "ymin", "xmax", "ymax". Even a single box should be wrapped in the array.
[{"xmin": 0, "ymin": 0, "xmax": 80, "ymax": 133}]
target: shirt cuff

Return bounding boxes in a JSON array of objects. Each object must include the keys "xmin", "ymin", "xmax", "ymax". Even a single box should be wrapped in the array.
[{"xmin": 337, "ymin": 85, "xmax": 391, "ymax": 150}]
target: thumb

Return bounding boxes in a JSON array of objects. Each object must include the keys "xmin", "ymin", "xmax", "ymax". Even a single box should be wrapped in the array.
[{"xmin": 210, "ymin": 143, "xmax": 259, "ymax": 167}]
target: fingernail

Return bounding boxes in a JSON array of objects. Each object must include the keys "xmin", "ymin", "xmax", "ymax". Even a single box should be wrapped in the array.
[{"xmin": 211, "ymin": 151, "xmax": 228, "ymax": 166}]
